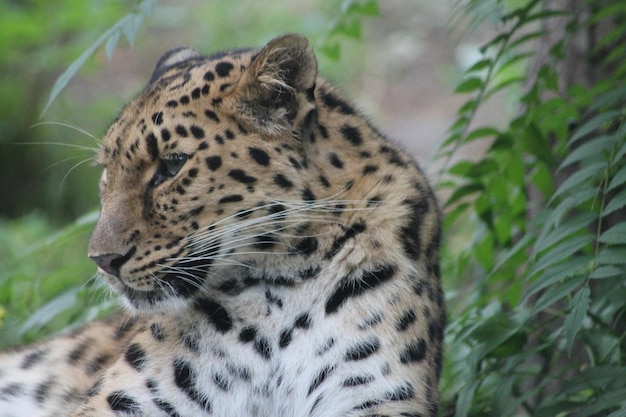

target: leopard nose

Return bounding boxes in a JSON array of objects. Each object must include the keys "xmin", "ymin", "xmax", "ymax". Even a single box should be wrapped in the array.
[{"xmin": 89, "ymin": 251, "xmax": 132, "ymax": 277}]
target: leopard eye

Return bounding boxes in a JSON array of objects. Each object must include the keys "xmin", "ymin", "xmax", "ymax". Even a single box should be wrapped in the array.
[{"xmin": 151, "ymin": 153, "xmax": 189, "ymax": 187}]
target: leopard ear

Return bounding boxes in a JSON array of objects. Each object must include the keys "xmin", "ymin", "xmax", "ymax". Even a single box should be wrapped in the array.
[
  {"xmin": 230, "ymin": 34, "xmax": 318, "ymax": 137},
  {"xmin": 149, "ymin": 47, "xmax": 202, "ymax": 84}
]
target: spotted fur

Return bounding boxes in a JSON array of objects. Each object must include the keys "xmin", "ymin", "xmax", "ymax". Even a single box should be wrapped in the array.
[{"xmin": 0, "ymin": 34, "xmax": 444, "ymax": 417}]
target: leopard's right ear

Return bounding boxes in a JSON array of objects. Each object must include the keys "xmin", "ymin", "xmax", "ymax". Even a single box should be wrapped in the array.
[
  {"xmin": 226, "ymin": 34, "xmax": 318, "ymax": 138},
  {"xmin": 149, "ymin": 47, "xmax": 202, "ymax": 84}
]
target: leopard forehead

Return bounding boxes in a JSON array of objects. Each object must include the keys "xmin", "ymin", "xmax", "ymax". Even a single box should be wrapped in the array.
[{"xmin": 98, "ymin": 49, "xmax": 256, "ymax": 169}]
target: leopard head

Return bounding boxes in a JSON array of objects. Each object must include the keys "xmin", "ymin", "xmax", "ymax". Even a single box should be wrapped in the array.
[{"xmin": 88, "ymin": 34, "xmax": 324, "ymax": 310}]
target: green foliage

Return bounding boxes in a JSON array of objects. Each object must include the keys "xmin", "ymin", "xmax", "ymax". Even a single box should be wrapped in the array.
[
  {"xmin": 439, "ymin": 0, "xmax": 626, "ymax": 415},
  {"xmin": 41, "ymin": 0, "xmax": 159, "ymax": 116},
  {"xmin": 0, "ymin": 212, "xmax": 114, "ymax": 349}
]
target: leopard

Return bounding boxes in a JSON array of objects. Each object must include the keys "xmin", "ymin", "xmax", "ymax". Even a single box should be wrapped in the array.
[{"xmin": 0, "ymin": 33, "xmax": 444, "ymax": 417}]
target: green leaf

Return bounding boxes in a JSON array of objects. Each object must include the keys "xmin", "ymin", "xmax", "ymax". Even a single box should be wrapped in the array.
[
  {"xmin": 456, "ymin": 380, "xmax": 480, "ymax": 417},
  {"xmin": 19, "ymin": 287, "xmax": 80, "ymax": 334},
  {"xmin": 104, "ymin": 30, "xmax": 120, "ymax": 60},
  {"xmin": 551, "ymin": 162, "xmax": 605, "ymax": 201},
  {"xmin": 607, "ymin": 165, "xmax": 626, "ymax": 192},
  {"xmin": 589, "ymin": 265, "xmax": 623, "ymax": 279},
  {"xmin": 342, "ymin": 0, "xmax": 379, "ymax": 16},
  {"xmin": 445, "ymin": 182, "xmax": 484, "ymax": 207},
  {"xmin": 531, "ymin": 163, "xmax": 554, "ymax": 197},
  {"xmin": 523, "ymin": 256, "xmax": 592, "ymax": 303},
  {"xmin": 529, "ymin": 235, "xmax": 594, "ymax": 278},
  {"xmin": 599, "ymin": 222, "xmax": 626, "ymax": 244},
  {"xmin": 41, "ymin": 11, "xmax": 140, "ymax": 116},
  {"xmin": 455, "ymin": 76, "xmax": 484, "ymax": 94},
  {"xmin": 559, "ymin": 135, "xmax": 614, "ymax": 169},
  {"xmin": 568, "ymin": 110, "xmax": 622, "ymax": 146},
  {"xmin": 466, "ymin": 58, "xmax": 492, "ymax": 73},
  {"xmin": 564, "ymin": 285, "xmax": 590, "ymax": 354},
  {"xmin": 533, "ymin": 274, "xmax": 586, "ymax": 313},
  {"xmin": 122, "ymin": 13, "xmax": 144, "ymax": 46},
  {"xmin": 603, "ymin": 188, "xmax": 626, "ymax": 217},
  {"xmin": 464, "ymin": 126, "xmax": 500, "ymax": 143},
  {"xmin": 534, "ymin": 212, "xmax": 597, "ymax": 253},
  {"xmin": 595, "ymin": 247, "xmax": 626, "ymax": 265}
]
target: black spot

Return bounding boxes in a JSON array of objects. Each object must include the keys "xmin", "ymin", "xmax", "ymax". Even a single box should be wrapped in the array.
[
  {"xmin": 190, "ymin": 125, "xmax": 205, "ymax": 139},
  {"xmin": 325, "ymin": 264, "xmax": 396, "ymax": 314},
  {"xmin": 152, "ymin": 112, "xmax": 164, "ymax": 125},
  {"xmin": 150, "ymin": 323, "xmax": 166, "ymax": 341},
  {"xmin": 326, "ymin": 222, "xmax": 367, "ymax": 259},
  {"xmin": 302, "ymin": 188, "xmax": 316, "ymax": 202},
  {"xmin": 294, "ymin": 312, "xmax": 312, "ymax": 328},
  {"xmin": 205, "ymin": 110, "xmax": 220, "ymax": 123},
  {"xmin": 318, "ymin": 175, "xmax": 331, "ymax": 188},
  {"xmin": 161, "ymin": 128, "xmax": 171, "ymax": 142},
  {"xmin": 329, "ymin": 153, "xmax": 344, "ymax": 169},
  {"xmin": 254, "ymin": 337, "xmax": 272, "ymax": 359},
  {"xmin": 107, "ymin": 391, "xmax": 140, "ymax": 412},
  {"xmin": 219, "ymin": 194, "xmax": 243, "ymax": 204},
  {"xmin": 67, "ymin": 342, "xmax": 88, "ymax": 364},
  {"xmin": 154, "ymin": 398, "xmax": 181, "ymax": 417},
  {"xmin": 320, "ymin": 90, "xmax": 355, "ymax": 114},
  {"xmin": 380, "ymin": 145, "xmax": 407, "ymax": 167},
  {"xmin": 228, "ymin": 169, "xmax": 257, "ymax": 184},
  {"xmin": 255, "ymin": 234, "xmax": 278, "ymax": 249},
  {"xmin": 174, "ymin": 125, "xmax": 188, "ymax": 138},
  {"xmin": 35, "ymin": 379, "xmax": 54, "ymax": 403},
  {"xmin": 124, "ymin": 343, "xmax": 147, "ymax": 371},
  {"xmin": 146, "ymin": 133, "xmax": 159, "ymax": 160},
  {"xmin": 288, "ymin": 156, "xmax": 302, "ymax": 170},
  {"xmin": 318, "ymin": 124, "xmax": 329, "ymax": 138},
  {"xmin": 396, "ymin": 310, "xmax": 417, "ymax": 332},
  {"xmin": 180, "ymin": 95, "xmax": 190, "ymax": 105},
  {"xmin": 166, "ymin": 100, "xmax": 178, "ymax": 108},
  {"xmin": 279, "ymin": 328, "xmax": 293, "ymax": 348},
  {"xmin": 216, "ymin": 61, "xmax": 234, "ymax": 77},
  {"xmin": 213, "ymin": 373, "xmax": 231, "ymax": 391},
  {"xmin": 385, "ymin": 384, "xmax": 414, "ymax": 401},
  {"xmin": 301, "ymin": 266, "xmax": 321, "ymax": 280},
  {"xmin": 345, "ymin": 338, "xmax": 380, "ymax": 361},
  {"xmin": 401, "ymin": 197, "xmax": 430, "ymax": 260},
  {"xmin": 239, "ymin": 326, "xmax": 257, "ymax": 343},
  {"xmin": 273, "ymin": 173, "xmax": 294, "ymax": 189},
  {"xmin": 308, "ymin": 365, "xmax": 334, "ymax": 396},
  {"xmin": 85, "ymin": 354, "xmax": 111, "ymax": 375},
  {"xmin": 173, "ymin": 358, "xmax": 212, "ymax": 411},
  {"xmin": 194, "ymin": 298, "xmax": 233, "ymax": 333},
  {"xmin": 191, "ymin": 88, "xmax": 201, "ymax": 99},
  {"xmin": 400, "ymin": 338, "xmax": 428, "ymax": 364},
  {"xmin": 293, "ymin": 236, "xmax": 318, "ymax": 255},
  {"xmin": 362, "ymin": 164, "xmax": 378, "ymax": 175},
  {"xmin": 248, "ymin": 147, "xmax": 271, "ymax": 166},
  {"xmin": 197, "ymin": 141, "xmax": 209, "ymax": 150},
  {"xmin": 204, "ymin": 71, "xmax": 215, "ymax": 81},
  {"xmin": 340, "ymin": 125, "xmax": 363, "ymax": 146},
  {"xmin": 205, "ymin": 155, "xmax": 222, "ymax": 171},
  {"xmin": 342, "ymin": 374, "xmax": 374, "ymax": 387}
]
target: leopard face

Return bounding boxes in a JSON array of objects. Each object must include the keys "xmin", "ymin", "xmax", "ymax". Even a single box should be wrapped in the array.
[{"xmin": 89, "ymin": 36, "xmax": 323, "ymax": 310}]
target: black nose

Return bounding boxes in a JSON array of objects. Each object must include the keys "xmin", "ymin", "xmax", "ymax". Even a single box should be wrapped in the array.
[{"xmin": 89, "ymin": 249, "xmax": 133, "ymax": 277}]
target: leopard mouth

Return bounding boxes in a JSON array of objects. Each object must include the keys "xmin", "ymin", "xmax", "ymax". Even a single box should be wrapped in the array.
[{"xmin": 106, "ymin": 254, "xmax": 216, "ymax": 310}]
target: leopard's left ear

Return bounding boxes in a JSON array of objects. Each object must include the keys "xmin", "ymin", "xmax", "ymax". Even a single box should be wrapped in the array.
[{"xmin": 228, "ymin": 34, "xmax": 318, "ymax": 137}]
